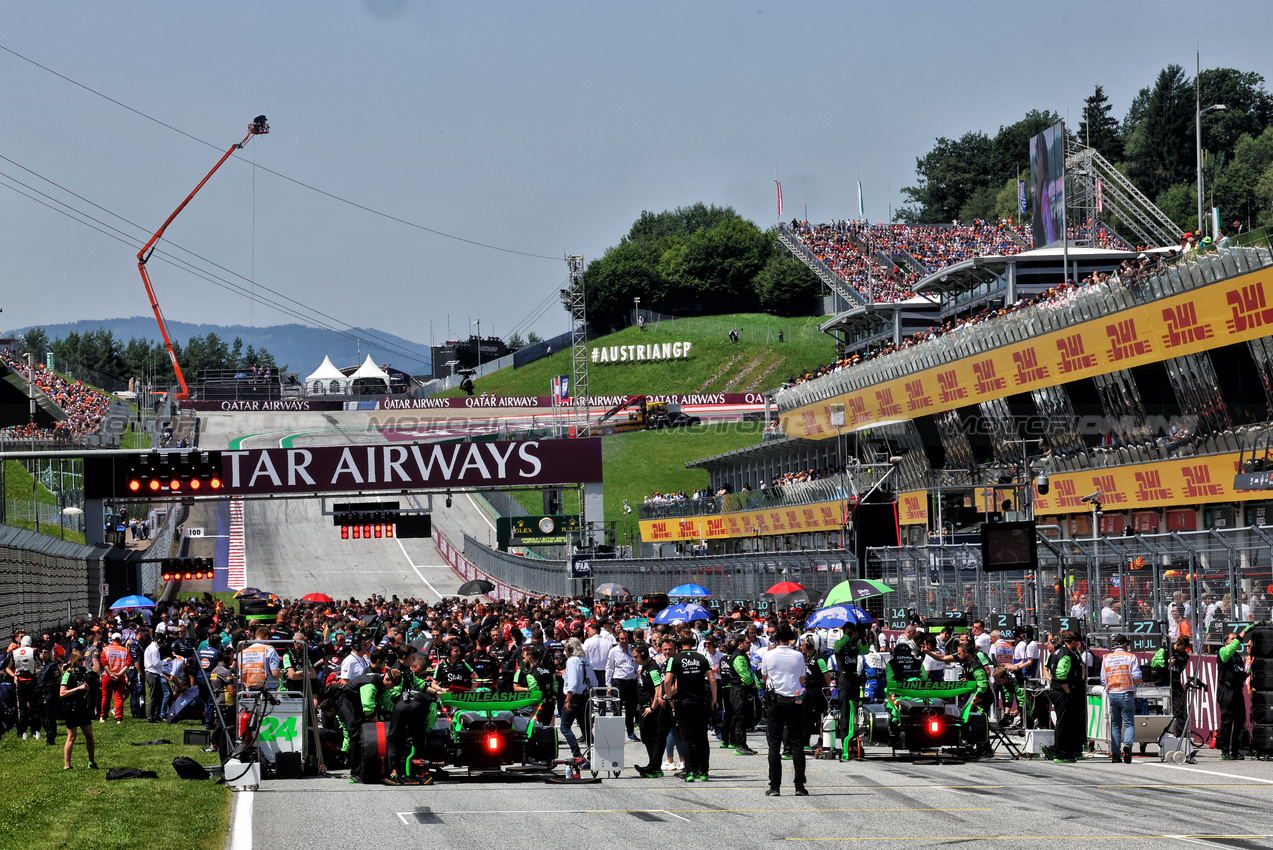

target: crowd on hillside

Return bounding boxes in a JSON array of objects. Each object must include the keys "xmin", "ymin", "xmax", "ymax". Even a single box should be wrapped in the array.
[
  {"xmin": 779, "ymin": 249, "xmax": 1179, "ymax": 393},
  {"xmin": 0, "ymin": 348, "xmax": 111, "ymax": 439},
  {"xmin": 789, "ymin": 218, "xmax": 1033, "ymax": 303}
]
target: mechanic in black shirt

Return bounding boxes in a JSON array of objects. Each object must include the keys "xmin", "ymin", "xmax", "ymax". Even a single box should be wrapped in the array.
[
  {"xmin": 432, "ymin": 642, "xmax": 476, "ymax": 691},
  {"xmin": 664, "ymin": 634, "xmax": 717, "ymax": 782},
  {"xmin": 633, "ymin": 642, "xmax": 671, "ymax": 777},
  {"xmin": 468, "ymin": 633, "xmax": 500, "ymax": 689}
]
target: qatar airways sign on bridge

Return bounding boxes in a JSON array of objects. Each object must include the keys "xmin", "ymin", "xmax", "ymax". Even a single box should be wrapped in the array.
[{"xmin": 219, "ymin": 438, "xmax": 602, "ymax": 496}]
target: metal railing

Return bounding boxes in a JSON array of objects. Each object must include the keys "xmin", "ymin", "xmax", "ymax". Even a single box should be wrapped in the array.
[
  {"xmin": 461, "ymin": 532, "xmax": 859, "ymax": 606},
  {"xmin": 776, "ymin": 232, "xmax": 1273, "ymax": 412},
  {"xmin": 639, "ymin": 469, "xmax": 887, "ymax": 521},
  {"xmin": 867, "ymin": 524, "xmax": 1273, "ymax": 647}
]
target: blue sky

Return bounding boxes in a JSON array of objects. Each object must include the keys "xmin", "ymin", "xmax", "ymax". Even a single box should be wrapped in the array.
[{"xmin": 1, "ymin": 1, "xmax": 1270, "ymax": 362}]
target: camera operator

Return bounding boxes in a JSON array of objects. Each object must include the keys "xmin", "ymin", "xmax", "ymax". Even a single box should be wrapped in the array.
[{"xmin": 1216, "ymin": 626, "xmax": 1252, "ymax": 760}]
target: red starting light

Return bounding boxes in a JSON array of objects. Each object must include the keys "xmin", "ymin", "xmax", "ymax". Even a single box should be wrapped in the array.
[
  {"xmin": 184, "ymin": 572, "xmax": 193, "ymax": 580},
  {"xmin": 210, "ymin": 477, "xmax": 222, "ymax": 490},
  {"xmin": 189, "ymin": 479, "xmax": 202, "ymax": 491},
  {"xmin": 385, "ymin": 524, "xmax": 394, "ymax": 538},
  {"xmin": 129, "ymin": 479, "xmax": 142, "ymax": 492},
  {"xmin": 162, "ymin": 573, "xmax": 172, "ymax": 582},
  {"xmin": 373, "ymin": 524, "xmax": 383, "ymax": 539},
  {"xmin": 362, "ymin": 524, "xmax": 372, "ymax": 539},
  {"xmin": 486, "ymin": 734, "xmax": 499, "ymax": 752},
  {"xmin": 170, "ymin": 479, "xmax": 182, "ymax": 491},
  {"xmin": 341, "ymin": 526, "xmax": 350, "ymax": 540},
  {"xmin": 352, "ymin": 525, "xmax": 362, "ymax": 539},
  {"xmin": 149, "ymin": 480, "xmax": 161, "ymax": 492}
]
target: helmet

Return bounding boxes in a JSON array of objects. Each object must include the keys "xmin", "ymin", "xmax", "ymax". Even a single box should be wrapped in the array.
[
  {"xmin": 801, "ymin": 632, "xmax": 825, "ymax": 654},
  {"xmin": 827, "ymin": 627, "xmax": 844, "ymax": 647},
  {"xmin": 892, "ymin": 642, "xmax": 914, "ymax": 658}
]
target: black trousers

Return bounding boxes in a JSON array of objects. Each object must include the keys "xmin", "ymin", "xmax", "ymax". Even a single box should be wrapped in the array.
[
  {"xmin": 386, "ymin": 698, "xmax": 432, "ymax": 773},
  {"xmin": 638, "ymin": 704, "xmax": 671, "ymax": 770},
  {"xmin": 676, "ymin": 700, "xmax": 711, "ymax": 776},
  {"xmin": 1050, "ymin": 689, "xmax": 1083, "ymax": 757},
  {"xmin": 730, "ymin": 686, "xmax": 754, "ymax": 749},
  {"xmin": 720, "ymin": 686, "xmax": 734, "ymax": 746},
  {"xmin": 1217, "ymin": 683, "xmax": 1247, "ymax": 754},
  {"xmin": 613, "ymin": 678, "xmax": 637, "ymax": 735},
  {"xmin": 766, "ymin": 694, "xmax": 807, "ymax": 790},
  {"xmin": 802, "ymin": 696, "xmax": 827, "ymax": 750},
  {"xmin": 39, "ymin": 691, "xmax": 58, "ymax": 740},
  {"xmin": 1169, "ymin": 684, "xmax": 1188, "ymax": 738},
  {"xmin": 338, "ymin": 692, "xmax": 365, "ymax": 773},
  {"xmin": 15, "ymin": 677, "xmax": 38, "ymax": 735}
]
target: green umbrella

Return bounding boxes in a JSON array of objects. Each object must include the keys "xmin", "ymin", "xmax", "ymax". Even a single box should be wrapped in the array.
[
  {"xmin": 820, "ymin": 578, "xmax": 895, "ymax": 607},
  {"xmin": 622, "ymin": 616, "xmax": 648, "ymax": 630}
]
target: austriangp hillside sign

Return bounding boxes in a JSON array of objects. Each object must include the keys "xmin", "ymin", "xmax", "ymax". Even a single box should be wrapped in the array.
[
  {"xmin": 85, "ymin": 438, "xmax": 603, "ymax": 499},
  {"xmin": 591, "ymin": 341, "xmax": 692, "ymax": 364}
]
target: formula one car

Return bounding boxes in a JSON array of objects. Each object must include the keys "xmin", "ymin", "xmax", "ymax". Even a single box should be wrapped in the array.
[
  {"xmin": 860, "ymin": 678, "xmax": 989, "ymax": 759},
  {"xmin": 360, "ymin": 688, "xmax": 560, "ymax": 783}
]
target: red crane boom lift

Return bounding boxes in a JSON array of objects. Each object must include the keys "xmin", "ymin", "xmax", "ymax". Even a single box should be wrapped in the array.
[{"xmin": 136, "ymin": 115, "xmax": 269, "ymax": 399}]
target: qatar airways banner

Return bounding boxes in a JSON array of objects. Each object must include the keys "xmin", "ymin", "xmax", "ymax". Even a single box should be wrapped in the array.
[
  {"xmin": 217, "ymin": 438, "xmax": 602, "ymax": 496},
  {"xmin": 182, "ymin": 393, "xmax": 767, "ymax": 412}
]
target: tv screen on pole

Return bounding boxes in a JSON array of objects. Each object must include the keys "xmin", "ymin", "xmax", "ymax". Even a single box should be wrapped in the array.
[{"xmin": 1030, "ymin": 122, "xmax": 1066, "ymax": 249}]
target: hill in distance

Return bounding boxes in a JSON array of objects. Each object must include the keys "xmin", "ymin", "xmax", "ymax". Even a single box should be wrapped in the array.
[
  {"xmin": 6, "ymin": 317, "xmax": 432, "ymax": 376},
  {"xmin": 448, "ymin": 312, "xmax": 836, "ymax": 398}
]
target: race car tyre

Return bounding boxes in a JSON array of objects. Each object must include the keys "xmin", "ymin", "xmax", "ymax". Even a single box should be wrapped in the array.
[{"xmin": 356, "ymin": 721, "xmax": 389, "ymax": 785}]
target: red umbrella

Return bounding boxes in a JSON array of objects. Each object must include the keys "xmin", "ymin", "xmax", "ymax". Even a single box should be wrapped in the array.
[
  {"xmin": 301, "ymin": 593, "xmax": 334, "ymax": 604},
  {"xmin": 765, "ymin": 581, "xmax": 806, "ymax": 595}
]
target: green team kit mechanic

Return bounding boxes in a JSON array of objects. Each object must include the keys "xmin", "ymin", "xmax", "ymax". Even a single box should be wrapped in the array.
[
  {"xmin": 1149, "ymin": 636, "xmax": 1192, "ymax": 736},
  {"xmin": 1042, "ymin": 631, "xmax": 1085, "ymax": 763},
  {"xmin": 433, "ymin": 643, "xmax": 477, "ymax": 691},
  {"xmin": 1216, "ymin": 627, "xmax": 1252, "ymax": 760},
  {"xmin": 634, "ymin": 642, "xmax": 672, "ymax": 777},
  {"xmin": 833, "ymin": 626, "xmax": 871, "ymax": 757},
  {"xmin": 665, "ymin": 634, "xmax": 717, "ymax": 782},
  {"xmin": 386, "ymin": 655, "xmax": 442, "ymax": 782},
  {"xmin": 801, "ymin": 636, "xmax": 832, "ymax": 752},
  {"xmin": 724, "ymin": 636, "xmax": 758, "ymax": 756}
]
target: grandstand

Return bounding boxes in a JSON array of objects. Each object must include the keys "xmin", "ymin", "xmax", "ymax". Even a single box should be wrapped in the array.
[{"xmin": 0, "ymin": 348, "xmax": 124, "ymax": 445}]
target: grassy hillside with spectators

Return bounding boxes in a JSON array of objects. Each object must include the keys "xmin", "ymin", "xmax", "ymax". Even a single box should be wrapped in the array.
[{"xmin": 443, "ymin": 312, "xmax": 834, "ymax": 399}]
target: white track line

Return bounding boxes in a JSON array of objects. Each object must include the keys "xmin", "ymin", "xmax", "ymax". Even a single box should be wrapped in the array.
[
  {"xmin": 230, "ymin": 789, "xmax": 253, "ymax": 850},
  {"xmin": 395, "ymin": 535, "xmax": 442, "ymax": 601},
  {"xmin": 466, "ymin": 494, "xmax": 497, "ymax": 531},
  {"xmin": 1143, "ymin": 762, "xmax": 1273, "ymax": 784}
]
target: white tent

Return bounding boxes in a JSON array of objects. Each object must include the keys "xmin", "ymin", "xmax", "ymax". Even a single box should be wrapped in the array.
[
  {"xmin": 305, "ymin": 355, "xmax": 350, "ymax": 395},
  {"xmin": 349, "ymin": 355, "xmax": 391, "ymax": 393}
]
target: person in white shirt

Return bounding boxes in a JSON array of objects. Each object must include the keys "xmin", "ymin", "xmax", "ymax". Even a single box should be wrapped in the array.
[
  {"xmin": 759, "ymin": 624, "xmax": 807, "ymax": 797},
  {"xmin": 339, "ymin": 640, "xmax": 369, "ymax": 685},
  {"xmin": 970, "ymin": 620, "xmax": 993, "ymax": 657},
  {"xmin": 919, "ymin": 634, "xmax": 945, "ymax": 681},
  {"xmin": 1070, "ymin": 594, "xmax": 1090, "ymax": 620},
  {"xmin": 1100, "ymin": 598, "xmax": 1121, "ymax": 626},
  {"xmin": 144, "ymin": 637, "xmax": 165, "ymax": 722},
  {"xmin": 605, "ymin": 629, "xmax": 640, "ymax": 742},
  {"xmin": 583, "ymin": 624, "xmax": 611, "ymax": 674}
]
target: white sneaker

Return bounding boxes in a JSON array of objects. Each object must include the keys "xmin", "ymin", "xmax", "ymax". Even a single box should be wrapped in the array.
[
  {"xmin": 663, "ymin": 759, "xmax": 674, "ymax": 772},
  {"xmin": 33, "ymin": 731, "xmax": 39, "ymax": 740},
  {"xmin": 21, "ymin": 733, "xmax": 28, "ymax": 740},
  {"xmin": 674, "ymin": 759, "xmax": 683, "ymax": 770}
]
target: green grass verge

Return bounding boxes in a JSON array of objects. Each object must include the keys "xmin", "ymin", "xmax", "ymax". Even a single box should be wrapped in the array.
[
  {"xmin": 0, "ymin": 720, "xmax": 230, "ymax": 850},
  {"xmin": 443, "ymin": 312, "xmax": 834, "ymax": 398}
]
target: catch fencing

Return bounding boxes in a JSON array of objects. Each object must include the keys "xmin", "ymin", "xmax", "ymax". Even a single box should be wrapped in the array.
[
  {"xmin": 0, "ymin": 525, "xmax": 103, "ymax": 639},
  {"xmin": 867, "ymin": 524, "xmax": 1273, "ymax": 647},
  {"xmin": 460, "ymin": 532, "xmax": 858, "ymax": 611}
]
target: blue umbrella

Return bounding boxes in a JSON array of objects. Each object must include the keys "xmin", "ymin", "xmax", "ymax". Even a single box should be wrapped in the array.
[
  {"xmin": 805, "ymin": 604, "xmax": 875, "ymax": 630},
  {"xmin": 110, "ymin": 594, "xmax": 157, "ymax": 610},
  {"xmin": 668, "ymin": 583, "xmax": 711, "ymax": 597},
  {"xmin": 166, "ymin": 686, "xmax": 202, "ymax": 723},
  {"xmin": 652, "ymin": 603, "xmax": 714, "ymax": 624}
]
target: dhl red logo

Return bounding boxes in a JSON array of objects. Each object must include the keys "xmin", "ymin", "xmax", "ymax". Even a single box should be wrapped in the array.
[
  {"xmin": 937, "ymin": 368, "xmax": 967, "ymax": 405},
  {"xmin": 1105, "ymin": 319, "xmax": 1152, "ymax": 362},
  {"xmin": 902, "ymin": 495, "xmax": 926, "ymax": 520},
  {"xmin": 800, "ymin": 410, "xmax": 824, "ymax": 435},
  {"xmin": 1012, "ymin": 346, "xmax": 1049, "ymax": 386},
  {"xmin": 649, "ymin": 522, "xmax": 671, "ymax": 541},
  {"xmin": 754, "ymin": 514, "xmax": 771, "ymax": 533},
  {"xmin": 706, "ymin": 518, "xmax": 725, "ymax": 536},
  {"xmin": 785, "ymin": 510, "xmax": 802, "ymax": 529},
  {"xmin": 768, "ymin": 511, "xmax": 786, "ymax": 531},
  {"xmin": 1161, "ymin": 302, "xmax": 1214, "ymax": 348},
  {"xmin": 819, "ymin": 505, "xmax": 837, "ymax": 525},
  {"xmin": 1091, "ymin": 474, "xmax": 1126, "ymax": 504},
  {"xmin": 972, "ymin": 359, "xmax": 1006, "ymax": 395},
  {"xmin": 905, "ymin": 378, "xmax": 931, "ymax": 411},
  {"xmin": 1181, "ymin": 464, "xmax": 1224, "ymax": 498},
  {"xmin": 876, "ymin": 387, "xmax": 902, "ymax": 418},
  {"xmin": 1134, "ymin": 469, "xmax": 1173, "ymax": 502},
  {"xmin": 802, "ymin": 508, "xmax": 818, "ymax": 527},
  {"xmin": 847, "ymin": 396, "xmax": 873, "ymax": 426},
  {"xmin": 1054, "ymin": 478, "xmax": 1083, "ymax": 508},
  {"xmin": 1225, "ymin": 282, "xmax": 1273, "ymax": 334},
  {"xmin": 1056, "ymin": 333, "xmax": 1098, "ymax": 374},
  {"xmin": 726, "ymin": 515, "xmax": 742, "ymax": 534}
]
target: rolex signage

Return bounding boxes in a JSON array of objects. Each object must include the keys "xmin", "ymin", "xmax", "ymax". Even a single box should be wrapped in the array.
[
  {"xmin": 496, "ymin": 514, "xmax": 581, "ymax": 549},
  {"xmin": 591, "ymin": 341, "xmax": 692, "ymax": 365}
]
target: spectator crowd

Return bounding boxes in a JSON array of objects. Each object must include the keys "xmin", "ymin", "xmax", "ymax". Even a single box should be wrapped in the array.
[{"xmin": 0, "ymin": 348, "xmax": 112, "ymax": 440}]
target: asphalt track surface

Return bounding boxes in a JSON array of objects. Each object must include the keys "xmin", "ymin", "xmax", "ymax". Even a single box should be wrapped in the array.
[{"xmin": 231, "ymin": 734, "xmax": 1273, "ymax": 850}]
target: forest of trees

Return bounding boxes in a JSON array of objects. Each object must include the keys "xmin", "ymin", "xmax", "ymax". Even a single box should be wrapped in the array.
[
  {"xmin": 899, "ymin": 65, "xmax": 1273, "ymax": 233},
  {"xmin": 17, "ymin": 327, "xmax": 278, "ymax": 385},
  {"xmin": 578, "ymin": 203, "xmax": 821, "ymax": 329}
]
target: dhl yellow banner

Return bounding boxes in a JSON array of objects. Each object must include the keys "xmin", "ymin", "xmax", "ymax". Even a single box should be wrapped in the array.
[
  {"xmin": 781, "ymin": 267, "xmax": 1273, "ymax": 440},
  {"xmin": 898, "ymin": 490, "xmax": 929, "ymax": 525},
  {"xmin": 1033, "ymin": 451, "xmax": 1250, "ymax": 514},
  {"xmin": 639, "ymin": 500, "xmax": 849, "ymax": 542}
]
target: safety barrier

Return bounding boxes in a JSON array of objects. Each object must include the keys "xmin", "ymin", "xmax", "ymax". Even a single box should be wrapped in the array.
[{"xmin": 0, "ymin": 525, "xmax": 103, "ymax": 638}]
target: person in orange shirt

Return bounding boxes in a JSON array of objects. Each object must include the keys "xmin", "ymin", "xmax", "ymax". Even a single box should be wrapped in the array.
[
  {"xmin": 99, "ymin": 634, "xmax": 133, "ymax": 723},
  {"xmin": 1100, "ymin": 634, "xmax": 1142, "ymax": 764}
]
